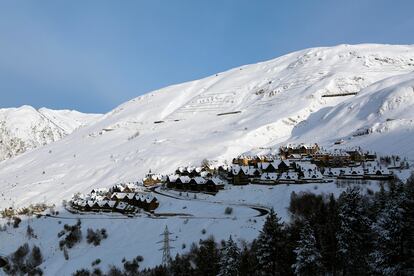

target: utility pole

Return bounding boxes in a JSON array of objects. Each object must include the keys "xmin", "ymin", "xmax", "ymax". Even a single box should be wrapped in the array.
[{"xmin": 157, "ymin": 225, "xmax": 175, "ymax": 266}]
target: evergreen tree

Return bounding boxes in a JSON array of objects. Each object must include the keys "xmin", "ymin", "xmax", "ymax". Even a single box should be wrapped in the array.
[
  {"xmin": 218, "ymin": 236, "xmax": 241, "ymax": 276},
  {"xmin": 194, "ymin": 236, "xmax": 220, "ymax": 276},
  {"xmin": 318, "ymin": 194, "xmax": 339, "ymax": 275},
  {"xmin": 336, "ymin": 186, "xmax": 371, "ymax": 275},
  {"xmin": 169, "ymin": 253, "xmax": 194, "ymax": 276},
  {"xmin": 402, "ymin": 174, "xmax": 414, "ymax": 274},
  {"xmin": 27, "ymin": 245, "xmax": 43, "ymax": 270},
  {"xmin": 370, "ymin": 194, "xmax": 405, "ymax": 276},
  {"xmin": 239, "ymin": 241, "xmax": 259, "ymax": 276},
  {"xmin": 255, "ymin": 209, "xmax": 289, "ymax": 276},
  {"xmin": 292, "ymin": 221, "xmax": 323, "ymax": 276}
]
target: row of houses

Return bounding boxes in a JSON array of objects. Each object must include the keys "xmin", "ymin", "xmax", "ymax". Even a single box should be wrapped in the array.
[
  {"xmin": 149, "ymin": 145, "xmax": 401, "ymax": 191},
  {"xmin": 324, "ymin": 164, "xmax": 393, "ymax": 179},
  {"xmin": 231, "ymin": 144, "xmax": 382, "ymax": 168},
  {"xmin": 165, "ymin": 175, "xmax": 225, "ymax": 193},
  {"xmin": 220, "ymin": 158, "xmax": 395, "ymax": 185},
  {"xmin": 70, "ymin": 183, "xmax": 159, "ymax": 214},
  {"xmin": 224, "ymin": 161, "xmax": 328, "ymax": 185}
]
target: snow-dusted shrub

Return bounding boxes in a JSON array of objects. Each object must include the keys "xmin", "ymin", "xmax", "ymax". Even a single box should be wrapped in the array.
[
  {"xmin": 63, "ymin": 248, "xmax": 69, "ymax": 260},
  {"xmin": 26, "ymin": 225, "xmax": 37, "ymax": 239},
  {"xmin": 107, "ymin": 265, "xmax": 123, "ymax": 276},
  {"xmin": 72, "ymin": 268, "xmax": 90, "ymax": 276},
  {"xmin": 12, "ymin": 217, "xmax": 21, "ymax": 228},
  {"xmin": 123, "ymin": 256, "xmax": 144, "ymax": 275},
  {"xmin": 86, "ymin": 228, "xmax": 108, "ymax": 246},
  {"xmin": 91, "ymin": 258, "xmax": 101, "ymax": 266},
  {"xmin": 92, "ymin": 268, "xmax": 103, "ymax": 276},
  {"xmin": 224, "ymin": 207, "xmax": 233, "ymax": 215},
  {"xmin": 59, "ymin": 220, "xmax": 82, "ymax": 250}
]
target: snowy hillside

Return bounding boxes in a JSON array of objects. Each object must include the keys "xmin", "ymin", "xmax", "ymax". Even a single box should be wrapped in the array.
[
  {"xmin": 290, "ymin": 72, "xmax": 414, "ymax": 157},
  {"xmin": 1, "ymin": 44, "xmax": 414, "ymax": 209},
  {"xmin": 1, "ymin": 44, "xmax": 414, "ymax": 274},
  {"xmin": 0, "ymin": 106, "xmax": 101, "ymax": 161}
]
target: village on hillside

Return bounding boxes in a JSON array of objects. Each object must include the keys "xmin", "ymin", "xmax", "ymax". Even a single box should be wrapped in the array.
[
  {"xmin": 68, "ymin": 143, "xmax": 409, "ymax": 216},
  {"xmin": 163, "ymin": 143, "xmax": 406, "ymax": 190}
]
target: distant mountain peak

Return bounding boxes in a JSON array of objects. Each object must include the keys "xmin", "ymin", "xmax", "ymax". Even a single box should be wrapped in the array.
[{"xmin": 0, "ymin": 105, "xmax": 101, "ymax": 161}]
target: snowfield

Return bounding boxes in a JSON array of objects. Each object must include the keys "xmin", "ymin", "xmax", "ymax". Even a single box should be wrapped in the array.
[{"xmin": 1, "ymin": 44, "xmax": 414, "ymax": 274}]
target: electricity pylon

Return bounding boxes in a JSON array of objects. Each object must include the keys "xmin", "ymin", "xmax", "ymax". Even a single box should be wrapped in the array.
[{"xmin": 157, "ymin": 225, "xmax": 175, "ymax": 265}]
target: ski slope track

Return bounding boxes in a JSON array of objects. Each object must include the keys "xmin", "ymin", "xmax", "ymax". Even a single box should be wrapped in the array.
[{"xmin": 1, "ymin": 44, "xmax": 414, "ymax": 209}]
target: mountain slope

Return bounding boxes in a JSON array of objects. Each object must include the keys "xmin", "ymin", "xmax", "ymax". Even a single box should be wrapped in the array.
[
  {"xmin": 0, "ymin": 44, "xmax": 414, "ymax": 209},
  {"xmin": 290, "ymin": 71, "xmax": 414, "ymax": 158},
  {"xmin": 0, "ymin": 106, "xmax": 101, "ymax": 161}
]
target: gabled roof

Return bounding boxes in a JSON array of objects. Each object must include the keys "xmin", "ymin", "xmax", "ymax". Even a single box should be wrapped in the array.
[
  {"xmin": 112, "ymin": 192, "xmax": 127, "ymax": 199},
  {"xmin": 302, "ymin": 170, "xmax": 324, "ymax": 179},
  {"xmin": 279, "ymin": 171, "xmax": 299, "ymax": 180},
  {"xmin": 192, "ymin": 177, "xmax": 207, "ymax": 185},
  {"xmin": 179, "ymin": 176, "xmax": 191, "ymax": 183},
  {"xmin": 168, "ymin": 174, "xmax": 180, "ymax": 182},
  {"xmin": 260, "ymin": 173, "xmax": 278, "ymax": 180},
  {"xmin": 343, "ymin": 167, "xmax": 364, "ymax": 175}
]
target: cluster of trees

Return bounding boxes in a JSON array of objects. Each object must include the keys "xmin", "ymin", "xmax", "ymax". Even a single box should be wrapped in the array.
[
  {"xmin": 73, "ymin": 256, "xmax": 144, "ymax": 276},
  {"xmin": 87, "ymin": 228, "xmax": 108, "ymax": 246},
  {"xmin": 58, "ymin": 219, "xmax": 83, "ymax": 256},
  {"xmin": 141, "ymin": 175, "xmax": 414, "ymax": 276},
  {"xmin": 2, "ymin": 243, "xmax": 43, "ymax": 275}
]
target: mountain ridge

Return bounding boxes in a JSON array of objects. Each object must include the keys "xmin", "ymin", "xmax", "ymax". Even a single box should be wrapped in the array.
[
  {"xmin": 0, "ymin": 44, "xmax": 414, "ymax": 209},
  {"xmin": 0, "ymin": 105, "xmax": 101, "ymax": 161}
]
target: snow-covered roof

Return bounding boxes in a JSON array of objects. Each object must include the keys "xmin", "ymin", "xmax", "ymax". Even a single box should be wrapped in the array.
[
  {"xmin": 179, "ymin": 176, "xmax": 191, "ymax": 183},
  {"xmin": 192, "ymin": 177, "xmax": 207, "ymax": 185},
  {"xmin": 168, "ymin": 174, "xmax": 180, "ymax": 182},
  {"xmin": 343, "ymin": 167, "xmax": 364, "ymax": 175},
  {"xmin": 279, "ymin": 171, "xmax": 299, "ymax": 180},
  {"xmin": 302, "ymin": 170, "xmax": 324, "ymax": 180},
  {"xmin": 296, "ymin": 162, "xmax": 318, "ymax": 172},
  {"xmin": 112, "ymin": 192, "xmax": 127, "ymax": 200},
  {"xmin": 323, "ymin": 168, "xmax": 345, "ymax": 176},
  {"xmin": 366, "ymin": 166, "xmax": 391, "ymax": 175},
  {"xmin": 260, "ymin": 172, "xmax": 278, "ymax": 180}
]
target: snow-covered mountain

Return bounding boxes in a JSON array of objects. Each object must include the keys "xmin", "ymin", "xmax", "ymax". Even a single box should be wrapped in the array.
[
  {"xmin": 1, "ymin": 44, "xmax": 414, "ymax": 274},
  {"xmin": 0, "ymin": 106, "xmax": 101, "ymax": 161},
  {"xmin": 290, "ymin": 72, "xmax": 414, "ymax": 157},
  {"xmin": 1, "ymin": 44, "xmax": 414, "ymax": 209}
]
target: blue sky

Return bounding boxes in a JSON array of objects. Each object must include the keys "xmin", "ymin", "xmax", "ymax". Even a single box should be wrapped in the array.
[{"xmin": 0, "ymin": 0, "xmax": 413, "ymax": 113}]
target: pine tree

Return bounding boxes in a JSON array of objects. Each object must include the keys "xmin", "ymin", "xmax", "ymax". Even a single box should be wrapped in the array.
[
  {"xmin": 255, "ymin": 209, "xmax": 289, "ymax": 276},
  {"xmin": 194, "ymin": 236, "xmax": 220, "ymax": 276},
  {"xmin": 402, "ymin": 174, "xmax": 414, "ymax": 274},
  {"xmin": 318, "ymin": 194, "xmax": 339, "ymax": 275},
  {"xmin": 292, "ymin": 222, "xmax": 323, "ymax": 276},
  {"xmin": 218, "ymin": 236, "xmax": 241, "ymax": 276},
  {"xmin": 169, "ymin": 253, "xmax": 194, "ymax": 276},
  {"xmin": 369, "ymin": 194, "xmax": 405, "ymax": 276},
  {"xmin": 238, "ymin": 241, "xmax": 259, "ymax": 276},
  {"xmin": 336, "ymin": 186, "xmax": 371, "ymax": 275}
]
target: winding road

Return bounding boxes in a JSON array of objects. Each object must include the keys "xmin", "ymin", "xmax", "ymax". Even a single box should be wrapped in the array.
[{"xmin": 150, "ymin": 186, "xmax": 270, "ymax": 218}]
